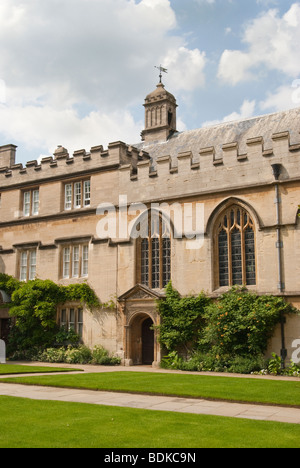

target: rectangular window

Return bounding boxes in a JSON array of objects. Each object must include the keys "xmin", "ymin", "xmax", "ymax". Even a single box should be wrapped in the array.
[
  {"xmin": 83, "ymin": 180, "xmax": 91, "ymax": 207},
  {"xmin": 23, "ymin": 192, "xmax": 31, "ymax": 216},
  {"xmin": 20, "ymin": 252, "xmax": 28, "ymax": 281},
  {"xmin": 74, "ymin": 182, "xmax": 82, "ymax": 209},
  {"xmin": 65, "ymin": 184, "xmax": 72, "ymax": 210},
  {"xmin": 72, "ymin": 246, "xmax": 80, "ymax": 277},
  {"xmin": 60, "ymin": 309, "xmax": 67, "ymax": 329},
  {"xmin": 69, "ymin": 308, "xmax": 75, "ymax": 331},
  {"xmin": 61, "ymin": 244, "xmax": 89, "ymax": 279},
  {"xmin": 64, "ymin": 180, "xmax": 90, "ymax": 211},
  {"xmin": 23, "ymin": 189, "xmax": 39, "ymax": 216},
  {"xmin": 32, "ymin": 190, "xmax": 39, "ymax": 215},
  {"xmin": 19, "ymin": 250, "xmax": 37, "ymax": 281},
  {"xmin": 82, "ymin": 245, "xmax": 89, "ymax": 277},
  {"xmin": 77, "ymin": 308, "xmax": 83, "ymax": 338},
  {"xmin": 59, "ymin": 307, "xmax": 84, "ymax": 339},
  {"xmin": 29, "ymin": 250, "xmax": 37, "ymax": 280},
  {"xmin": 63, "ymin": 247, "xmax": 71, "ymax": 279}
]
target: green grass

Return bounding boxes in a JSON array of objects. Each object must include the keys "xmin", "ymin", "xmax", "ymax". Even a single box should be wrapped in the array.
[
  {"xmin": 1, "ymin": 395, "xmax": 300, "ymax": 448},
  {"xmin": 2, "ymin": 371, "xmax": 300, "ymax": 407},
  {"xmin": 0, "ymin": 364, "xmax": 80, "ymax": 375}
]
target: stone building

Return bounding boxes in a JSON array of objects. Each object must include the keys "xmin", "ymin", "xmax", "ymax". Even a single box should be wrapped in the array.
[{"xmin": 0, "ymin": 81, "xmax": 299, "ymax": 366}]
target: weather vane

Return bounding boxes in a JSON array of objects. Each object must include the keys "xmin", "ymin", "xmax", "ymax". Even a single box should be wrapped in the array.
[{"xmin": 155, "ymin": 65, "xmax": 168, "ymax": 84}]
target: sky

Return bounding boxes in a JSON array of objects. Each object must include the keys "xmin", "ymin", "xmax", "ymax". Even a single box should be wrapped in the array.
[{"xmin": 0, "ymin": 0, "xmax": 300, "ymax": 165}]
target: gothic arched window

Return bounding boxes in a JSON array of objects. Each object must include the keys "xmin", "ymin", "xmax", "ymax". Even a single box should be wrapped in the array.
[
  {"xmin": 217, "ymin": 205, "xmax": 256, "ymax": 287},
  {"xmin": 137, "ymin": 211, "xmax": 171, "ymax": 289}
]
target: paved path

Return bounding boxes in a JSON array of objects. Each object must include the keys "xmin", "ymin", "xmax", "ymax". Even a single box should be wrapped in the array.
[{"xmin": 1, "ymin": 362, "xmax": 300, "ymax": 425}]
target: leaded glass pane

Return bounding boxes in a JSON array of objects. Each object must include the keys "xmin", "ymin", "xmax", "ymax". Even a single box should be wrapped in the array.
[
  {"xmin": 245, "ymin": 227, "xmax": 256, "ymax": 285},
  {"xmin": 151, "ymin": 238, "xmax": 160, "ymax": 288},
  {"xmin": 162, "ymin": 238, "xmax": 171, "ymax": 287},
  {"xmin": 141, "ymin": 239, "xmax": 149, "ymax": 286},
  {"xmin": 231, "ymin": 228, "xmax": 242, "ymax": 285},
  {"xmin": 219, "ymin": 230, "xmax": 229, "ymax": 286},
  {"xmin": 29, "ymin": 250, "xmax": 36, "ymax": 280}
]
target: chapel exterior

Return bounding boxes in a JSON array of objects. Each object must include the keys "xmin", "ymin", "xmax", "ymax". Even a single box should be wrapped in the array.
[{"xmin": 0, "ymin": 81, "xmax": 299, "ymax": 366}]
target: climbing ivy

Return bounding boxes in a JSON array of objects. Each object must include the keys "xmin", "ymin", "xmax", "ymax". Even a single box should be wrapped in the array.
[
  {"xmin": 157, "ymin": 283, "xmax": 298, "ymax": 366},
  {"xmin": 156, "ymin": 282, "xmax": 210, "ymax": 354},
  {"xmin": 0, "ymin": 274, "xmax": 101, "ymax": 354}
]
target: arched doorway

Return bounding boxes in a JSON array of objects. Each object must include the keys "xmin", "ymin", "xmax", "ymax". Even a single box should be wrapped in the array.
[
  {"xmin": 118, "ymin": 283, "xmax": 164, "ymax": 367},
  {"xmin": 129, "ymin": 313, "xmax": 155, "ymax": 365},
  {"xmin": 142, "ymin": 318, "xmax": 154, "ymax": 365}
]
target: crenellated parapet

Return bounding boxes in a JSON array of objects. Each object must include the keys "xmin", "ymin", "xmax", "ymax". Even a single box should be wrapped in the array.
[
  {"xmin": 0, "ymin": 141, "xmax": 150, "ymax": 186},
  {"xmin": 122, "ymin": 128, "xmax": 300, "ymax": 185}
]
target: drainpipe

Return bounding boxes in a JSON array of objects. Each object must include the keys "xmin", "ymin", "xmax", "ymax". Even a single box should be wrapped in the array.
[{"xmin": 271, "ymin": 163, "xmax": 287, "ymax": 368}]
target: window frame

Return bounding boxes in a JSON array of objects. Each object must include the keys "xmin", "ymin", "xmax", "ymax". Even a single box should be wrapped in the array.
[
  {"xmin": 137, "ymin": 211, "xmax": 171, "ymax": 290},
  {"xmin": 64, "ymin": 179, "xmax": 91, "ymax": 211},
  {"xmin": 61, "ymin": 244, "xmax": 89, "ymax": 279},
  {"xmin": 59, "ymin": 306, "xmax": 84, "ymax": 338},
  {"xmin": 19, "ymin": 249, "xmax": 37, "ymax": 282},
  {"xmin": 216, "ymin": 205, "xmax": 256, "ymax": 288},
  {"xmin": 22, "ymin": 188, "xmax": 39, "ymax": 217}
]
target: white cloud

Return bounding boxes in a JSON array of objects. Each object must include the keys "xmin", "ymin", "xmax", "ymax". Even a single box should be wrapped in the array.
[
  {"xmin": 0, "ymin": 0, "xmax": 206, "ymax": 161},
  {"xmin": 163, "ymin": 47, "xmax": 206, "ymax": 91},
  {"xmin": 259, "ymin": 81, "xmax": 300, "ymax": 112},
  {"xmin": 218, "ymin": 3, "xmax": 300, "ymax": 85},
  {"xmin": 0, "ymin": 103, "xmax": 142, "ymax": 156},
  {"xmin": 202, "ymin": 99, "xmax": 256, "ymax": 127}
]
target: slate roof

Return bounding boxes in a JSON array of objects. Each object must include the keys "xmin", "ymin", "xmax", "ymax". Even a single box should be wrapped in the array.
[{"xmin": 135, "ymin": 106, "xmax": 300, "ymax": 164}]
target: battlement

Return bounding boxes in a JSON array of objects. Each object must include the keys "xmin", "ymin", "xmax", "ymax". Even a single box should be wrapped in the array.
[
  {"xmin": 124, "ymin": 129, "xmax": 300, "ymax": 182},
  {"xmin": 0, "ymin": 141, "xmax": 150, "ymax": 186},
  {"xmin": 1, "ymin": 108, "xmax": 299, "ymax": 194}
]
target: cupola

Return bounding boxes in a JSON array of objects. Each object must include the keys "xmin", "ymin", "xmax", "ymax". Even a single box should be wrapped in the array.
[{"xmin": 141, "ymin": 82, "xmax": 177, "ymax": 143}]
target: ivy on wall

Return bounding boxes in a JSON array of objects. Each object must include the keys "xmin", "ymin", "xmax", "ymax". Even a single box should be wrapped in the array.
[
  {"xmin": 157, "ymin": 282, "xmax": 298, "ymax": 361},
  {"xmin": 156, "ymin": 282, "xmax": 210, "ymax": 354},
  {"xmin": 0, "ymin": 274, "xmax": 101, "ymax": 354}
]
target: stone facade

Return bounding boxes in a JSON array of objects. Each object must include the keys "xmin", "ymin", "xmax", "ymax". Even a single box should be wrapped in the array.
[{"xmin": 0, "ymin": 82, "xmax": 299, "ymax": 365}]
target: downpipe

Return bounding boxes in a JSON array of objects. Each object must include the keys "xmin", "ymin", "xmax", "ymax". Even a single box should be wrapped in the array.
[{"xmin": 271, "ymin": 164, "xmax": 287, "ymax": 369}]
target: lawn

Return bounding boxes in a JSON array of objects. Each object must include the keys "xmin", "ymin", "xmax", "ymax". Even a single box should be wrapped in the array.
[
  {"xmin": 0, "ymin": 364, "xmax": 80, "ymax": 375},
  {"xmin": 0, "ymin": 395, "xmax": 300, "ymax": 448},
  {"xmin": 2, "ymin": 371, "xmax": 300, "ymax": 407}
]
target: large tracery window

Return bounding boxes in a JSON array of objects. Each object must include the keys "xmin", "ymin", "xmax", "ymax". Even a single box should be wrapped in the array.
[
  {"xmin": 217, "ymin": 205, "xmax": 256, "ymax": 287},
  {"xmin": 138, "ymin": 211, "xmax": 171, "ymax": 289}
]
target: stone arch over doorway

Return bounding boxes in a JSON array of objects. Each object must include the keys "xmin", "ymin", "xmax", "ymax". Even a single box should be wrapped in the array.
[
  {"xmin": 118, "ymin": 284, "xmax": 165, "ymax": 367},
  {"xmin": 129, "ymin": 313, "xmax": 155, "ymax": 366}
]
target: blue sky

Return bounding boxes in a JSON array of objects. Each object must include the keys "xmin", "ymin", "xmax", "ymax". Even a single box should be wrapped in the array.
[{"xmin": 0, "ymin": 0, "xmax": 299, "ymax": 165}]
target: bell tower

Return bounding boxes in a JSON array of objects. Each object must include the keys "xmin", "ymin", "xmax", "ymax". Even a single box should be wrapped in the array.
[{"xmin": 141, "ymin": 78, "xmax": 177, "ymax": 143}]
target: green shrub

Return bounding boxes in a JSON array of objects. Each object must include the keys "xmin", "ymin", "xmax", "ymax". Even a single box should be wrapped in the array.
[
  {"xmin": 36, "ymin": 345, "xmax": 121, "ymax": 366},
  {"xmin": 64, "ymin": 345, "xmax": 92, "ymax": 364},
  {"xmin": 156, "ymin": 282, "xmax": 210, "ymax": 353},
  {"xmin": 0, "ymin": 275, "xmax": 100, "ymax": 356},
  {"xmin": 160, "ymin": 351, "xmax": 184, "ymax": 370},
  {"xmin": 91, "ymin": 345, "xmax": 121, "ymax": 366},
  {"xmin": 38, "ymin": 347, "xmax": 66, "ymax": 363},
  {"xmin": 158, "ymin": 284, "xmax": 298, "ymax": 375},
  {"xmin": 199, "ymin": 287, "xmax": 295, "ymax": 358},
  {"xmin": 226, "ymin": 355, "xmax": 266, "ymax": 374},
  {"xmin": 54, "ymin": 327, "xmax": 80, "ymax": 346}
]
